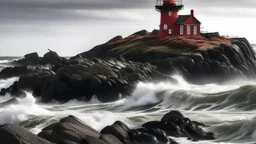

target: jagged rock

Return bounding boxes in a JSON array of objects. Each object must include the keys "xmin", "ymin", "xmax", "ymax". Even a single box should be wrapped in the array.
[
  {"xmin": 81, "ymin": 136, "xmax": 108, "ymax": 144},
  {"xmin": 134, "ymin": 128, "xmax": 174, "ymax": 144},
  {"xmin": 99, "ymin": 134, "xmax": 123, "ymax": 144},
  {"xmin": 0, "ymin": 125, "xmax": 51, "ymax": 144},
  {"xmin": 38, "ymin": 115, "xmax": 100, "ymax": 143},
  {"xmin": 107, "ymin": 35, "xmax": 123, "ymax": 43},
  {"xmin": 128, "ymin": 129, "xmax": 159, "ymax": 144},
  {"xmin": 101, "ymin": 121, "xmax": 130, "ymax": 143},
  {"xmin": 143, "ymin": 111, "xmax": 215, "ymax": 141},
  {"xmin": 151, "ymin": 29, "xmax": 159, "ymax": 35},
  {"xmin": 0, "ymin": 66, "xmax": 34, "ymax": 79},
  {"xmin": 58, "ymin": 140, "xmax": 78, "ymax": 144},
  {"xmin": 143, "ymin": 121, "xmax": 184, "ymax": 137},
  {"xmin": 161, "ymin": 110, "xmax": 185, "ymax": 122},
  {"xmin": 43, "ymin": 49, "xmax": 65, "ymax": 65},
  {"xmin": 131, "ymin": 29, "xmax": 149, "ymax": 36},
  {"xmin": 24, "ymin": 52, "xmax": 40, "ymax": 62}
]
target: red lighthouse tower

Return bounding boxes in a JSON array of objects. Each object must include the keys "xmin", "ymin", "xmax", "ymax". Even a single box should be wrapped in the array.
[{"xmin": 156, "ymin": 0, "xmax": 201, "ymax": 39}]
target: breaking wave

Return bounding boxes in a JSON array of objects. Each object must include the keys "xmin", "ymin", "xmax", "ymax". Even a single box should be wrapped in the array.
[{"xmin": 0, "ymin": 75, "xmax": 256, "ymax": 143}]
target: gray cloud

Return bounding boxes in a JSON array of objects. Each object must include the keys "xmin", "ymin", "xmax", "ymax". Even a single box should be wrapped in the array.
[
  {"xmin": 0, "ymin": 0, "xmax": 255, "ymax": 56},
  {"xmin": 0, "ymin": 0, "xmax": 255, "ymax": 23}
]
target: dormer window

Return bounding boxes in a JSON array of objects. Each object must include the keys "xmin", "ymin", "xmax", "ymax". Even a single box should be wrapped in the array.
[{"xmin": 169, "ymin": 11, "xmax": 172, "ymax": 16}]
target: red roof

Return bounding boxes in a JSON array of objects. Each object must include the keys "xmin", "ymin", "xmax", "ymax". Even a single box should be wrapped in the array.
[{"xmin": 175, "ymin": 15, "xmax": 201, "ymax": 24}]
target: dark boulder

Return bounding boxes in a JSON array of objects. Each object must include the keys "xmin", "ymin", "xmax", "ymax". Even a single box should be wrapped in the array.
[
  {"xmin": 0, "ymin": 66, "xmax": 34, "ymax": 79},
  {"xmin": 0, "ymin": 88, "xmax": 6, "ymax": 96},
  {"xmin": 38, "ymin": 115, "xmax": 100, "ymax": 143},
  {"xmin": 58, "ymin": 140, "xmax": 78, "ymax": 144},
  {"xmin": 151, "ymin": 29, "xmax": 159, "ymax": 35},
  {"xmin": 142, "ymin": 121, "xmax": 184, "ymax": 137},
  {"xmin": 161, "ymin": 111, "xmax": 215, "ymax": 141},
  {"xmin": 8, "ymin": 81, "xmax": 26, "ymax": 97},
  {"xmin": 81, "ymin": 136, "xmax": 108, "ymax": 144},
  {"xmin": 24, "ymin": 52, "xmax": 40, "ymax": 62},
  {"xmin": 161, "ymin": 110, "xmax": 185, "ymax": 123},
  {"xmin": 107, "ymin": 36, "xmax": 123, "ymax": 43},
  {"xmin": 99, "ymin": 134, "xmax": 123, "ymax": 144},
  {"xmin": 43, "ymin": 49, "xmax": 66, "ymax": 65},
  {"xmin": 101, "ymin": 121, "xmax": 130, "ymax": 143},
  {"xmin": 0, "ymin": 125, "xmax": 51, "ymax": 144},
  {"xmin": 136, "ymin": 128, "xmax": 172, "ymax": 144},
  {"xmin": 18, "ymin": 69, "xmax": 55, "ymax": 90},
  {"xmin": 128, "ymin": 129, "xmax": 159, "ymax": 144},
  {"xmin": 131, "ymin": 30, "xmax": 149, "ymax": 36},
  {"xmin": 142, "ymin": 111, "xmax": 215, "ymax": 141}
]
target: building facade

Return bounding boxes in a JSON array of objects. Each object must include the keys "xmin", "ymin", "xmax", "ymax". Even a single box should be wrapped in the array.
[{"xmin": 156, "ymin": 0, "xmax": 201, "ymax": 39}]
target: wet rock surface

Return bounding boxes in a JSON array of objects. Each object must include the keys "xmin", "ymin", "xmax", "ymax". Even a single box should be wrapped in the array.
[
  {"xmin": 1, "ymin": 57, "xmax": 171, "ymax": 102},
  {"xmin": 0, "ymin": 31, "xmax": 255, "ymax": 102},
  {"xmin": 0, "ymin": 111, "xmax": 213, "ymax": 144},
  {"xmin": 13, "ymin": 50, "xmax": 67, "ymax": 66}
]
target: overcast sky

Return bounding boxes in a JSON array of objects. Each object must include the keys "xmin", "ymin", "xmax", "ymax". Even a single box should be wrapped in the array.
[{"xmin": 0, "ymin": 0, "xmax": 255, "ymax": 56}]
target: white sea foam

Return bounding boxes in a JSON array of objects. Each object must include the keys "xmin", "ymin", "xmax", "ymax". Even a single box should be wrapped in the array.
[
  {"xmin": 123, "ymin": 75, "xmax": 256, "ymax": 109},
  {"xmin": 0, "ymin": 74, "xmax": 255, "ymax": 143},
  {"xmin": 0, "ymin": 77, "xmax": 19, "ymax": 89},
  {"xmin": 0, "ymin": 60, "xmax": 11, "ymax": 64},
  {"xmin": 0, "ymin": 92, "xmax": 52, "ymax": 125}
]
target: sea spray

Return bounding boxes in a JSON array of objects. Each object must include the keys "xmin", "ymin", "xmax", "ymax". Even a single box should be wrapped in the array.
[
  {"xmin": 0, "ymin": 77, "xmax": 19, "ymax": 89},
  {"xmin": 0, "ymin": 92, "xmax": 52, "ymax": 125},
  {"xmin": 0, "ymin": 74, "xmax": 256, "ymax": 143}
]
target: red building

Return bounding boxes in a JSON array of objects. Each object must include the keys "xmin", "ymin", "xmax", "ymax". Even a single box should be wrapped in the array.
[{"xmin": 156, "ymin": 0, "xmax": 201, "ymax": 39}]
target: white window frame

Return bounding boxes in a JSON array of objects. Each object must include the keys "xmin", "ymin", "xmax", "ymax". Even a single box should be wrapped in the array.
[
  {"xmin": 193, "ymin": 25, "xmax": 197, "ymax": 35},
  {"xmin": 164, "ymin": 24, "xmax": 168, "ymax": 30},
  {"xmin": 168, "ymin": 29, "xmax": 172, "ymax": 34},
  {"xmin": 169, "ymin": 11, "xmax": 172, "ymax": 16},
  {"xmin": 180, "ymin": 25, "xmax": 184, "ymax": 35},
  {"xmin": 187, "ymin": 25, "xmax": 191, "ymax": 35}
]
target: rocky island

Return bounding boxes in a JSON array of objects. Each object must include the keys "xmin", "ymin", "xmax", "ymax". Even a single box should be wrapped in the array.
[{"xmin": 0, "ymin": 30, "xmax": 255, "ymax": 144}]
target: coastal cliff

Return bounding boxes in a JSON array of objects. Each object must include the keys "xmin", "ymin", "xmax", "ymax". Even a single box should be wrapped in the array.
[
  {"xmin": 74, "ymin": 30, "xmax": 256, "ymax": 83},
  {"xmin": 0, "ymin": 30, "xmax": 255, "ymax": 102}
]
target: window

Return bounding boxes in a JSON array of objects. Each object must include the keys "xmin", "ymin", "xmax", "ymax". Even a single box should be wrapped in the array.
[
  {"xmin": 187, "ymin": 25, "xmax": 191, "ymax": 35},
  {"xmin": 180, "ymin": 25, "xmax": 184, "ymax": 35},
  {"xmin": 169, "ymin": 29, "xmax": 172, "ymax": 34},
  {"xmin": 164, "ymin": 24, "xmax": 168, "ymax": 30},
  {"xmin": 193, "ymin": 25, "xmax": 197, "ymax": 35},
  {"xmin": 169, "ymin": 11, "xmax": 172, "ymax": 16}
]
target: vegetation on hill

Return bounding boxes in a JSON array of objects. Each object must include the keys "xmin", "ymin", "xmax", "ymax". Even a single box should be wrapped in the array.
[{"xmin": 74, "ymin": 30, "xmax": 234, "ymax": 60}]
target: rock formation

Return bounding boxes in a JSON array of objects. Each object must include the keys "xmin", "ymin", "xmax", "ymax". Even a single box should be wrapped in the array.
[{"xmin": 0, "ymin": 111, "xmax": 213, "ymax": 144}]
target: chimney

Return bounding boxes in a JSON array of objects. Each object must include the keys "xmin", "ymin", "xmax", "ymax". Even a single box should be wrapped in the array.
[{"xmin": 191, "ymin": 9, "xmax": 194, "ymax": 16}]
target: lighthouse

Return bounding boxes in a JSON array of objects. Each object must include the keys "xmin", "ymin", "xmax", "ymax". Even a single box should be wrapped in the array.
[{"xmin": 156, "ymin": 0, "xmax": 201, "ymax": 39}]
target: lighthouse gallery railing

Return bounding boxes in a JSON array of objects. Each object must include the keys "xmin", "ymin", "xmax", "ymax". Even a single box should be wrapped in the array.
[{"xmin": 156, "ymin": 0, "xmax": 183, "ymax": 6}]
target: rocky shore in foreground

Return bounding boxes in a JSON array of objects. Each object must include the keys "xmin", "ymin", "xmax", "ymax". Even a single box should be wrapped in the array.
[{"xmin": 0, "ymin": 111, "xmax": 214, "ymax": 144}]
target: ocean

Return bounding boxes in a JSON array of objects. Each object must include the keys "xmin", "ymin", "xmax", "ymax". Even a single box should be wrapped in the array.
[{"xmin": 1, "ymin": 55, "xmax": 256, "ymax": 144}]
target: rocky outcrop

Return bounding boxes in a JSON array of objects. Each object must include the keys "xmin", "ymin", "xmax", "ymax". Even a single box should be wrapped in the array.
[
  {"xmin": 143, "ymin": 111, "xmax": 214, "ymax": 141},
  {"xmin": 38, "ymin": 115, "xmax": 100, "ymax": 143},
  {"xmin": 1, "ymin": 30, "xmax": 256, "ymax": 102},
  {"xmin": 13, "ymin": 50, "xmax": 67, "ymax": 66},
  {"xmin": 2, "ymin": 57, "xmax": 171, "ymax": 102},
  {"xmin": 72, "ymin": 31, "xmax": 256, "ymax": 84},
  {"xmin": 0, "ymin": 125, "xmax": 51, "ymax": 144},
  {"xmin": 0, "ymin": 111, "xmax": 213, "ymax": 144},
  {"xmin": 100, "ymin": 111, "xmax": 214, "ymax": 143},
  {"xmin": 0, "ymin": 66, "xmax": 35, "ymax": 79}
]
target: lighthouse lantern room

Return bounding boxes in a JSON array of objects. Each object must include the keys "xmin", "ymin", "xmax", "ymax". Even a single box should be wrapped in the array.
[{"xmin": 156, "ymin": 0, "xmax": 201, "ymax": 39}]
